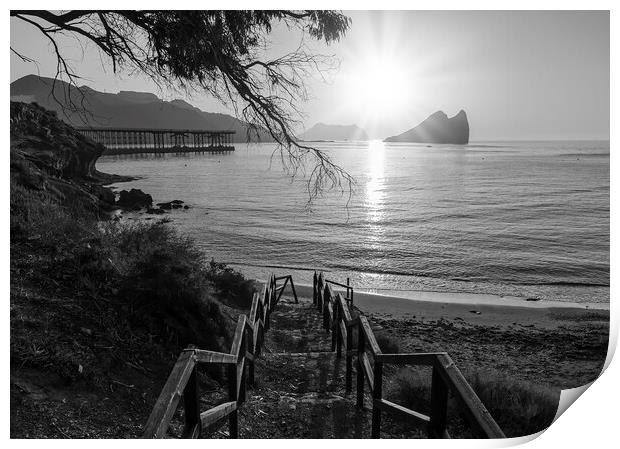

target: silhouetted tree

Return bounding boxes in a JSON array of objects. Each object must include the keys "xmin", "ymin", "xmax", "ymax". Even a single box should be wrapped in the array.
[{"xmin": 11, "ymin": 10, "xmax": 353, "ymax": 202}]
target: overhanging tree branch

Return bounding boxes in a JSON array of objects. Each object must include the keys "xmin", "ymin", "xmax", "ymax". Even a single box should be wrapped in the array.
[{"xmin": 11, "ymin": 10, "xmax": 355, "ymax": 205}]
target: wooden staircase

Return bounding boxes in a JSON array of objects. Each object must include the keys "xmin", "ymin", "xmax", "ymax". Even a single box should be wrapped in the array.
[{"xmin": 143, "ymin": 274, "xmax": 505, "ymax": 439}]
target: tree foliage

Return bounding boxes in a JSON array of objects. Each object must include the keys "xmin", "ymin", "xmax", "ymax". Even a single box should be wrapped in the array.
[{"xmin": 11, "ymin": 10, "xmax": 354, "ymax": 202}]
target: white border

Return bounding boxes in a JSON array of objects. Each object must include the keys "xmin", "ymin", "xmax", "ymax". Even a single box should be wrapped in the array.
[{"xmin": 4, "ymin": 2, "xmax": 617, "ymax": 448}]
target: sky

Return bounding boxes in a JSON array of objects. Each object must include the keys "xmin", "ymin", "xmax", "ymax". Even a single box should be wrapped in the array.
[{"xmin": 10, "ymin": 10, "xmax": 610, "ymax": 141}]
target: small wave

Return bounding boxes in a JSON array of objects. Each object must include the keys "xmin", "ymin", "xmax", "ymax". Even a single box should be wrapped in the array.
[
  {"xmin": 519, "ymin": 281, "xmax": 610, "ymax": 288},
  {"xmin": 232, "ymin": 262, "xmax": 324, "ymax": 273}
]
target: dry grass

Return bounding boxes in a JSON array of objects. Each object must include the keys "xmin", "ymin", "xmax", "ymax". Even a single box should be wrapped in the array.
[{"xmin": 388, "ymin": 366, "xmax": 559, "ymax": 438}]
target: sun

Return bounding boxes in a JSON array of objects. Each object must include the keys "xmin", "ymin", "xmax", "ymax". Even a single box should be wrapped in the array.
[{"xmin": 343, "ymin": 54, "xmax": 413, "ymax": 124}]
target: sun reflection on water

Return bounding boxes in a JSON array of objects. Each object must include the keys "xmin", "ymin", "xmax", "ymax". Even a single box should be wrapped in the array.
[{"xmin": 366, "ymin": 140, "xmax": 386, "ymax": 223}]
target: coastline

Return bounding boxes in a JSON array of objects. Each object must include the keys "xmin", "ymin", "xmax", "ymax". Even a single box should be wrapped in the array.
[
  {"xmin": 281, "ymin": 282, "xmax": 609, "ymax": 393},
  {"xmin": 278, "ymin": 282, "xmax": 609, "ymax": 331}
]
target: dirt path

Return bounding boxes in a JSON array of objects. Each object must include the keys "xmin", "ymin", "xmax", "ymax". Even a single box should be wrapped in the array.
[{"xmin": 200, "ymin": 296, "xmax": 420, "ymax": 438}]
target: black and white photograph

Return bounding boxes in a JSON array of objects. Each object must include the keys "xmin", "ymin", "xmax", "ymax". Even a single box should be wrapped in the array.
[{"xmin": 8, "ymin": 4, "xmax": 612, "ymax": 440}]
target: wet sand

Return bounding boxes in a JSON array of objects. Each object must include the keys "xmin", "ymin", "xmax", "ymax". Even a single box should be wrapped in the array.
[
  {"xmin": 286, "ymin": 283, "xmax": 609, "ymax": 389},
  {"xmin": 290, "ymin": 283, "xmax": 609, "ymax": 330}
]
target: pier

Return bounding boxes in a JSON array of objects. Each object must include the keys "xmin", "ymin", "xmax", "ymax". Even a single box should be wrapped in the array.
[{"xmin": 77, "ymin": 127, "xmax": 235, "ymax": 155}]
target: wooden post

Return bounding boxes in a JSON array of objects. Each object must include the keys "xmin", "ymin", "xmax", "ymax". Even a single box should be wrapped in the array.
[
  {"xmin": 323, "ymin": 289, "xmax": 330, "ymax": 330},
  {"xmin": 247, "ymin": 324, "xmax": 255, "ymax": 387},
  {"xmin": 347, "ymin": 277, "xmax": 350, "ymax": 300},
  {"xmin": 356, "ymin": 323, "xmax": 365, "ymax": 408},
  {"xmin": 182, "ymin": 365, "xmax": 200, "ymax": 438},
  {"xmin": 335, "ymin": 302, "xmax": 343, "ymax": 357},
  {"xmin": 429, "ymin": 365, "xmax": 449, "ymax": 438},
  {"xmin": 228, "ymin": 363, "xmax": 239, "ymax": 438},
  {"xmin": 264, "ymin": 287, "xmax": 270, "ymax": 331},
  {"xmin": 238, "ymin": 337, "xmax": 247, "ymax": 403},
  {"xmin": 288, "ymin": 275, "xmax": 298, "ymax": 303},
  {"xmin": 371, "ymin": 361, "xmax": 383, "ymax": 438},
  {"xmin": 317, "ymin": 276, "xmax": 323, "ymax": 312},
  {"xmin": 346, "ymin": 322, "xmax": 353, "ymax": 393},
  {"xmin": 313, "ymin": 272, "xmax": 317, "ymax": 305},
  {"xmin": 331, "ymin": 299, "xmax": 338, "ymax": 352}
]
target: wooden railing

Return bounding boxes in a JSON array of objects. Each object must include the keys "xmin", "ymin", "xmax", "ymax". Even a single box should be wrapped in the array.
[
  {"xmin": 274, "ymin": 275, "xmax": 298, "ymax": 304},
  {"xmin": 323, "ymin": 276, "xmax": 354, "ymax": 306},
  {"xmin": 143, "ymin": 274, "xmax": 285, "ymax": 438},
  {"xmin": 313, "ymin": 271, "xmax": 505, "ymax": 439}
]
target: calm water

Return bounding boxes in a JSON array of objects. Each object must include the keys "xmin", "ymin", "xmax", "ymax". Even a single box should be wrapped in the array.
[{"xmin": 97, "ymin": 140, "xmax": 610, "ymax": 305}]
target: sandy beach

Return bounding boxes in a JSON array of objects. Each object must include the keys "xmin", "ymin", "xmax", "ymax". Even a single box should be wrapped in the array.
[{"xmin": 288, "ymin": 283, "xmax": 609, "ymax": 390}]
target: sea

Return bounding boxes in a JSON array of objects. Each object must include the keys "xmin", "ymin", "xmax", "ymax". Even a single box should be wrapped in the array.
[{"xmin": 96, "ymin": 140, "xmax": 610, "ymax": 308}]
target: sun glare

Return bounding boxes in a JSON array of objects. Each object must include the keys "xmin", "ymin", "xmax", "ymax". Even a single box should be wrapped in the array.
[{"xmin": 348, "ymin": 58, "xmax": 411, "ymax": 119}]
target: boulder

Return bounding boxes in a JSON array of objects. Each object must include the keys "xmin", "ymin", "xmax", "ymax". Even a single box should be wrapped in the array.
[
  {"xmin": 146, "ymin": 207, "xmax": 166, "ymax": 215},
  {"xmin": 116, "ymin": 189, "xmax": 153, "ymax": 210},
  {"xmin": 157, "ymin": 200, "xmax": 186, "ymax": 210}
]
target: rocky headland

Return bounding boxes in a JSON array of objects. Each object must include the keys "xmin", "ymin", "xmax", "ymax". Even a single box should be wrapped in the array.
[{"xmin": 384, "ymin": 110, "xmax": 469, "ymax": 144}]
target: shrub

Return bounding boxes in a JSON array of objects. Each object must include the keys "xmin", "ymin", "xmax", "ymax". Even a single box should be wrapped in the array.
[
  {"xmin": 467, "ymin": 370, "xmax": 559, "ymax": 438},
  {"xmin": 11, "ymin": 180, "xmax": 236, "ymax": 363},
  {"xmin": 376, "ymin": 333, "xmax": 400, "ymax": 354},
  {"xmin": 116, "ymin": 222, "xmax": 230, "ymax": 352},
  {"xmin": 206, "ymin": 259, "xmax": 256, "ymax": 309},
  {"xmin": 389, "ymin": 367, "xmax": 559, "ymax": 438}
]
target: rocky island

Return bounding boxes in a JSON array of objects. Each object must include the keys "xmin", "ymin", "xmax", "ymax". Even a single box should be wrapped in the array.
[{"xmin": 384, "ymin": 110, "xmax": 469, "ymax": 144}]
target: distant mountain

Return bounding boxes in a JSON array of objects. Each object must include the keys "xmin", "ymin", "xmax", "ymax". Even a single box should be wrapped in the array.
[
  {"xmin": 384, "ymin": 110, "xmax": 469, "ymax": 144},
  {"xmin": 300, "ymin": 123, "xmax": 368, "ymax": 141},
  {"xmin": 10, "ymin": 74, "xmax": 272, "ymax": 143}
]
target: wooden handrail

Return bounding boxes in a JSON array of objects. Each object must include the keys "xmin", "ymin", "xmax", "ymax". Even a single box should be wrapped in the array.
[
  {"xmin": 143, "ymin": 350, "xmax": 197, "ymax": 438},
  {"xmin": 144, "ymin": 273, "xmax": 292, "ymax": 439},
  {"xmin": 433, "ymin": 353, "xmax": 505, "ymax": 438},
  {"xmin": 313, "ymin": 271, "xmax": 505, "ymax": 440},
  {"xmin": 359, "ymin": 316, "xmax": 382, "ymax": 356}
]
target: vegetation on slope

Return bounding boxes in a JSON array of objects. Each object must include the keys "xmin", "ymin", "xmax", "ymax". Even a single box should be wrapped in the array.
[{"xmin": 10, "ymin": 102, "xmax": 255, "ymax": 437}]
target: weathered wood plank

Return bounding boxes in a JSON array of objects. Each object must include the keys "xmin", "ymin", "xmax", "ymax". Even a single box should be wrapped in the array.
[
  {"xmin": 193, "ymin": 350, "xmax": 237, "ymax": 365},
  {"xmin": 434, "ymin": 354, "xmax": 505, "ymax": 438},
  {"xmin": 345, "ymin": 316, "xmax": 353, "ymax": 393},
  {"xmin": 182, "ymin": 359, "xmax": 200, "ymax": 438},
  {"xmin": 359, "ymin": 316, "xmax": 382, "ymax": 356},
  {"xmin": 288, "ymin": 275, "xmax": 299, "ymax": 303},
  {"xmin": 253, "ymin": 320, "xmax": 262, "ymax": 355},
  {"xmin": 200, "ymin": 401, "xmax": 237, "ymax": 428},
  {"xmin": 230, "ymin": 316, "xmax": 246, "ymax": 360},
  {"xmin": 371, "ymin": 360, "xmax": 383, "ymax": 438},
  {"xmin": 236, "ymin": 356, "xmax": 246, "ymax": 397},
  {"xmin": 360, "ymin": 352, "xmax": 374, "ymax": 393},
  {"xmin": 375, "ymin": 352, "xmax": 447, "ymax": 365},
  {"xmin": 339, "ymin": 321, "xmax": 348, "ymax": 348},
  {"xmin": 244, "ymin": 317, "xmax": 254, "ymax": 333},
  {"xmin": 249, "ymin": 292, "xmax": 259, "ymax": 324},
  {"xmin": 356, "ymin": 321, "xmax": 365, "ymax": 408},
  {"xmin": 337, "ymin": 294, "xmax": 353, "ymax": 323},
  {"xmin": 374, "ymin": 399, "xmax": 430, "ymax": 426},
  {"xmin": 325, "ymin": 283, "xmax": 335, "ymax": 301},
  {"xmin": 429, "ymin": 365, "xmax": 449, "ymax": 438},
  {"xmin": 227, "ymin": 363, "xmax": 238, "ymax": 438},
  {"xmin": 143, "ymin": 350, "xmax": 196, "ymax": 438}
]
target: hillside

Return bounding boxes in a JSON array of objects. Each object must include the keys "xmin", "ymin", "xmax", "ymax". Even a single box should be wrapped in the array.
[
  {"xmin": 300, "ymin": 123, "xmax": 368, "ymax": 141},
  {"xmin": 10, "ymin": 102, "xmax": 255, "ymax": 437},
  {"xmin": 384, "ymin": 110, "xmax": 469, "ymax": 144},
  {"xmin": 10, "ymin": 75, "xmax": 273, "ymax": 143}
]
